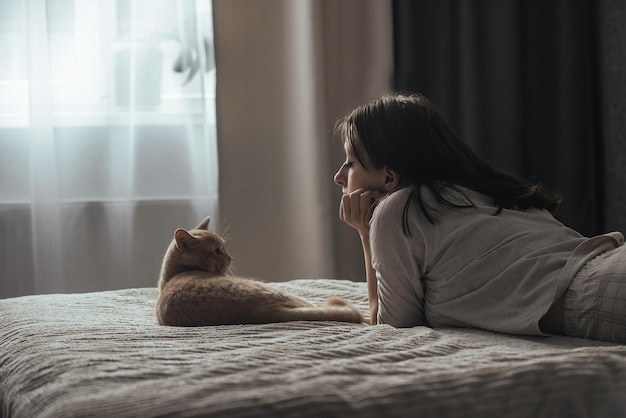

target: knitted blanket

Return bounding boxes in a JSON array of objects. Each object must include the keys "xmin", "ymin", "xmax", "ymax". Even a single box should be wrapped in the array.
[{"xmin": 2, "ymin": 279, "xmax": 626, "ymax": 417}]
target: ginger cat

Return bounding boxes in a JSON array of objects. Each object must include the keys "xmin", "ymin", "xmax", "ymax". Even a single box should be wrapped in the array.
[{"xmin": 156, "ymin": 216, "xmax": 363, "ymax": 326}]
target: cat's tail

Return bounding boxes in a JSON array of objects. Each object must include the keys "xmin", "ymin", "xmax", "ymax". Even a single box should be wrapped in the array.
[{"xmin": 282, "ymin": 297, "xmax": 364, "ymax": 324}]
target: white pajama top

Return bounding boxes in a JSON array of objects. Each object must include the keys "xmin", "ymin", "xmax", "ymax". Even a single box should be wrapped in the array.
[{"xmin": 371, "ymin": 186, "xmax": 624, "ymax": 335}]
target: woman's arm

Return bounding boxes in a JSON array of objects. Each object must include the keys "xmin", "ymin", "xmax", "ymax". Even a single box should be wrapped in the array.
[
  {"xmin": 370, "ymin": 190, "xmax": 428, "ymax": 328},
  {"xmin": 339, "ymin": 189, "xmax": 380, "ymax": 324},
  {"xmin": 359, "ymin": 231, "xmax": 378, "ymax": 324}
]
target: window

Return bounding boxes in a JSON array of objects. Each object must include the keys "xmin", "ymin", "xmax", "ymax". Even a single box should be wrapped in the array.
[
  {"xmin": 0, "ymin": 0, "xmax": 218, "ymax": 297},
  {"xmin": 0, "ymin": 0, "xmax": 216, "ymax": 127}
]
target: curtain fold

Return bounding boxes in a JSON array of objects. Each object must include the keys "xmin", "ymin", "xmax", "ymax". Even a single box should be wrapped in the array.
[
  {"xmin": 26, "ymin": 0, "xmax": 63, "ymax": 292},
  {"xmin": 0, "ymin": 0, "xmax": 218, "ymax": 298},
  {"xmin": 213, "ymin": 0, "xmax": 393, "ymax": 283},
  {"xmin": 596, "ymin": 0, "xmax": 626, "ymax": 234}
]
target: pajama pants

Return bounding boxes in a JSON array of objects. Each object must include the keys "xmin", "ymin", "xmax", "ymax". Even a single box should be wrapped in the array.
[{"xmin": 563, "ymin": 245, "xmax": 626, "ymax": 344}]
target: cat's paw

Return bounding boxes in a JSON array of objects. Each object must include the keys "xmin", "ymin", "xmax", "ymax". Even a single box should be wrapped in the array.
[{"xmin": 326, "ymin": 296, "xmax": 350, "ymax": 307}]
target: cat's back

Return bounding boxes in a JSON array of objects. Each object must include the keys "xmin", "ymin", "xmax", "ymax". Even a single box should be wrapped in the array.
[
  {"xmin": 161, "ymin": 273, "xmax": 288, "ymax": 300},
  {"xmin": 156, "ymin": 273, "xmax": 306, "ymax": 326}
]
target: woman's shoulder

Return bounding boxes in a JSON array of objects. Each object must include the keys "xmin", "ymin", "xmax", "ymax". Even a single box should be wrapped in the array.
[
  {"xmin": 371, "ymin": 187, "xmax": 414, "ymax": 230},
  {"xmin": 377, "ymin": 187, "xmax": 413, "ymax": 211}
]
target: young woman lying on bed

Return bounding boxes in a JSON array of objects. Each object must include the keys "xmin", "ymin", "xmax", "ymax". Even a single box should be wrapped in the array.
[{"xmin": 333, "ymin": 92, "xmax": 625, "ymax": 344}]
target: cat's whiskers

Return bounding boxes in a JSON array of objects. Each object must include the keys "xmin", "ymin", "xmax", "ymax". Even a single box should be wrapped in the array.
[
  {"xmin": 219, "ymin": 222, "xmax": 232, "ymax": 243},
  {"xmin": 226, "ymin": 262, "xmax": 236, "ymax": 276}
]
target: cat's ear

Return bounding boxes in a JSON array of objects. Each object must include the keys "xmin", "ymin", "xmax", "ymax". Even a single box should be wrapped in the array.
[
  {"xmin": 195, "ymin": 216, "xmax": 211, "ymax": 231},
  {"xmin": 174, "ymin": 228, "xmax": 198, "ymax": 250}
]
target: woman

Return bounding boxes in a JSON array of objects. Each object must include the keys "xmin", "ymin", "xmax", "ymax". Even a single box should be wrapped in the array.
[{"xmin": 333, "ymin": 93, "xmax": 625, "ymax": 343}]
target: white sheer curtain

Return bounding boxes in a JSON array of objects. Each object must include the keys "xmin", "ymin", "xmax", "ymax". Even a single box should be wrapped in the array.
[{"xmin": 0, "ymin": 0, "xmax": 218, "ymax": 298}]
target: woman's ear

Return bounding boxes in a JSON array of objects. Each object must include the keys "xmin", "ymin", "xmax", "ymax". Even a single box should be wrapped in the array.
[{"xmin": 383, "ymin": 167, "xmax": 399, "ymax": 191}]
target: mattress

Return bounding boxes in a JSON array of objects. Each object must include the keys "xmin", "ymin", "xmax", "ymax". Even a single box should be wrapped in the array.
[{"xmin": 2, "ymin": 278, "xmax": 626, "ymax": 417}]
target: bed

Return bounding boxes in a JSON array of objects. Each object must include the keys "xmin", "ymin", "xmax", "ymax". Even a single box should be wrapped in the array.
[{"xmin": 2, "ymin": 278, "xmax": 626, "ymax": 417}]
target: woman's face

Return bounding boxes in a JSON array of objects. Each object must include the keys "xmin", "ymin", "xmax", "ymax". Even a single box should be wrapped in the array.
[{"xmin": 333, "ymin": 143, "xmax": 387, "ymax": 194}]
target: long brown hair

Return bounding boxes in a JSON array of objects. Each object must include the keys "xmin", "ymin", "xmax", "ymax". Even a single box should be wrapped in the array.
[{"xmin": 336, "ymin": 93, "xmax": 562, "ymax": 225}]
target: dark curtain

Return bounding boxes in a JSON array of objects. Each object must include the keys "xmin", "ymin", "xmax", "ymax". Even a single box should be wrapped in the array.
[{"xmin": 392, "ymin": 0, "xmax": 602, "ymax": 236}]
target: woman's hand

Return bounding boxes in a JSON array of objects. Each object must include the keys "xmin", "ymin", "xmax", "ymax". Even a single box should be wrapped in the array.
[
  {"xmin": 338, "ymin": 189, "xmax": 381, "ymax": 236},
  {"xmin": 339, "ymin": 188, "xmax": 383, "ymax": 326}
]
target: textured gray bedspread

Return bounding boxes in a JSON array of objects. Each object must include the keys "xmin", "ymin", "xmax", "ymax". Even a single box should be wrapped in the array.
[{"xmin": 2, "ymin": 279, "xmax": 626, "ymax": 418}]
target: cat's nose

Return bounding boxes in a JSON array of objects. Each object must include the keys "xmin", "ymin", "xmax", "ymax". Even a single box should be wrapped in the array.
[{"xmin": 215, "ymin": 247, "xmax": 231, "ymax": 261}]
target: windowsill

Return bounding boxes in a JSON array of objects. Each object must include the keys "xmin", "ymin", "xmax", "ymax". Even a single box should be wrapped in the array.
[
  {"xmin": 0, "ymin": 96, "xmax": 216, "ymax": 128},
  {"xmin": 0, "ymin": 195, "xmax": 218, "ymax": 207}
]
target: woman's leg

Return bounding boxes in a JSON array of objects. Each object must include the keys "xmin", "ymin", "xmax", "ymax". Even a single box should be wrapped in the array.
[{"xmin": 562, "ymin": 245, "xmax": 626, "ymax": 344}]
